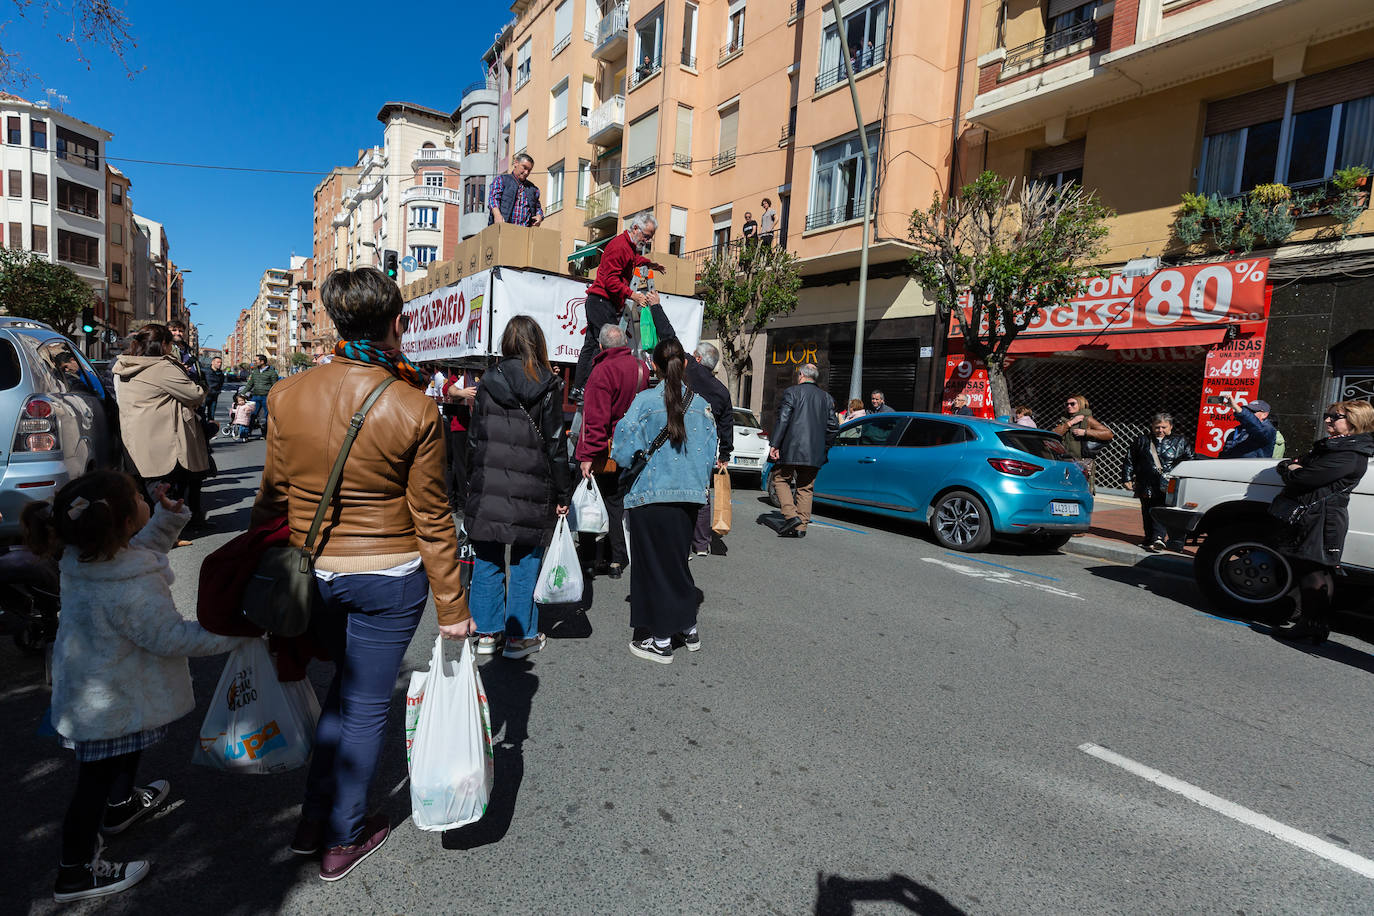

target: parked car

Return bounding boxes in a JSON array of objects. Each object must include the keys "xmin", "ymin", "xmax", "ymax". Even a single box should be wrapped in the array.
[
  {"xmin": 0, "ymin": 318, "xmax": 116, "ymax": 539},
  {"xmin": 763, "ymin": 412, "xmax": 1093, "ymax": 551},
  {"xmin": 726, "ymin": 407, "xmax": 769, "ymax": 480},
  {"xmin": 1153, "ymin": 458, "xmax": 1374, "ymax": 617}
]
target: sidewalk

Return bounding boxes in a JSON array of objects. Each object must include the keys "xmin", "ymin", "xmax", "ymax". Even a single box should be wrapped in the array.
[{"xmin": 1060, "ymin": 491, "xmax": 1195, "ymax": 577}]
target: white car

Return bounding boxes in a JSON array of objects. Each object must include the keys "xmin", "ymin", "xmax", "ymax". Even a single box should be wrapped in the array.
[
  {"xmin": 1153, "ymin": 458, "xmax": 1374, "ymax": 617},
  {"xmin": 726, "ymin": 408, "xmax": 769, "ymax": 479}
]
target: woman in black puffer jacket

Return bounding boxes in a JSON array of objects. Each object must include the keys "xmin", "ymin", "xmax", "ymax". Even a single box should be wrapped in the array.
[
  {"xmin": 465, "ymin": 316, "xmax": 572, "ymax": 660},
  {"xmin": 1271, "ymin": 400, "xmax": 1374, "ymax": 644},
  {"xmin": 1122, "ymin": 412, "xmax": 1194, "ymax": 551}
]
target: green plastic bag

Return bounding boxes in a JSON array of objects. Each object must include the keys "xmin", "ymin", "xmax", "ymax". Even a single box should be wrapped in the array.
[{"xmin": 640, "ymin": 305, "xmax": 658, "ymax": 351}]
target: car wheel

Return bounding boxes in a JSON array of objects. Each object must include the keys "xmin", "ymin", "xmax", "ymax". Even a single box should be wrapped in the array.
[
  {"xmin": 1026, "ymin": 532, "xmax": 1073, "ymax": 552},
  {"xmin": 1194, "ymin": 523, "xmax": 1295, "ymax": 617},
  {"xmin": 931, "ymin": 490, "xmax": 993, "ymax": 552}
]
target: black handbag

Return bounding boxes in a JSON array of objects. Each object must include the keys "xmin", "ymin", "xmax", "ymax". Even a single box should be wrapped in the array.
[
  {"xmin": 241, "ymin": 377, "xmax": 397, "ymax": 636},
  {"xmin": 619, "ymin": 391, "xmax": 695, "ymax": 497}
]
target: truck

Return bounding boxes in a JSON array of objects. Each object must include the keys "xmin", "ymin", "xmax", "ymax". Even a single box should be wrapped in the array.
[{"xmin": 1152, "ymin": 458, "xmax": 1374, "ymax": 618}]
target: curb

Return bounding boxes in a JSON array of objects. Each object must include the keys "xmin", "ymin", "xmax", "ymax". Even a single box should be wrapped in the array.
[{"xmin": 1061, "ymin": 536, "xmax": 1194, "ymax": 579}]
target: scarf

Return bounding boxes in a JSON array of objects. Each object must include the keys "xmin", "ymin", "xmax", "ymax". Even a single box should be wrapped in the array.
[{"xmin": 334, "ymin": 340, "xmax": 427, "ymax": 390}]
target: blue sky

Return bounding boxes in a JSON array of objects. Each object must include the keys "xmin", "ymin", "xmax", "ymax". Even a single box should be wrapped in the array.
[{"xmin": 5, "ymin": 1, "xmax": 509, "ymax": 350}]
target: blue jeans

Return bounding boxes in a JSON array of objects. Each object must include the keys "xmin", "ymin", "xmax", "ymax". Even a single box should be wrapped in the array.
[
  {"xmin": 470, "ymin": 540, "xmax": 543, "ymax": 639},
  {"xmin": 303, "ymin": 568, "xmax": 428, "ymax": 846},
  {"xmin": 250, "ymin": 395, "xmax": 268, "ymax": 436}
]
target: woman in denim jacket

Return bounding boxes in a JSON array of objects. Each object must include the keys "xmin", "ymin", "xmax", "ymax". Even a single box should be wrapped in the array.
[{"xmin": 611, "ymin": 338, "xmax": 717, "ymax": 664}]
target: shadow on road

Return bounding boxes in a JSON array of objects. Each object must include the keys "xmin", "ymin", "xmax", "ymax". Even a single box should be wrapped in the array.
[{"xmin": 814, "ymin": 871, "xmax": 968, "ymax": 915}]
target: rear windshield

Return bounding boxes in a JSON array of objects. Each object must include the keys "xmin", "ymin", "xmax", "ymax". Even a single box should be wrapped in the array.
[
  {"xmin": 732, "ymin": 409, "xmax": 760, "ymax": 429},
  {"xmin": 0, "ymin": 339, "xmax": 20, "ymax": 391},
  {"xmin": 997, "ymin": 430, "xmax": 1073, "ymax": 461}
]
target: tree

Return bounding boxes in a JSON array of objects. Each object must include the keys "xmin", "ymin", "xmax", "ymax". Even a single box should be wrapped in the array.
[
  {"xmin": 289, "ymin": 351, "xmax": 313, "ymax": 369},
  {"xmin": 1, "ymin": 1, "xmax": 139, "ymax": 88},
  {"xmin": 698, "ymin": 240, "xmax": 802, "ymax": 404},
  {"xmin": 907, "ymin": 171, "xmax": 1113, "ymax": 416},
  {"xmin": 0, "ymin": 246, "xmax": 92, "ymax": 335}
]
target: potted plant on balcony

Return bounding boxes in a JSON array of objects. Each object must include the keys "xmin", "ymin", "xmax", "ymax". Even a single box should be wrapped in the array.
[{"xmin": 1334, "ymin": 164, "xmax": 1371, "ymax": 192}]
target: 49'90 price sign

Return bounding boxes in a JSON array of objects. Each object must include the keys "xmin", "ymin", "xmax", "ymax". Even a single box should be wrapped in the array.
[{"xmin": 1195, "ymin": 324, "xmax": 1267, "ymax": 457}]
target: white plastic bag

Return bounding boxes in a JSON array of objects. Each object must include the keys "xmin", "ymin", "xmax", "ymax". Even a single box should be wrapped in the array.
[
  {"xmin": 533, "ymin": 516, "xmax": 584, "ymax": 604},
  {"xmin": 193, "ymin": 638, "xmax": 319, "ymax": 774},
  {"xmin": 570, "ymin": 475, "xmax": 609, "ymax": 537},
  {"xmin": 408, "ymin": 637, "xmax": 493, "ymax": 831}
]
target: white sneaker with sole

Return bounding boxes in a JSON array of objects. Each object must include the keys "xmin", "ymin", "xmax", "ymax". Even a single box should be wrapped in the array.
[
  {"xmin": 629, "ymin": 637, "xmax": 673, "ymax": 664},
  {"xmin": 502, "ymin": 633, "xmax": 547, "ymax": 659},
  {"xmin": 53, "ymin": 855, "xmax": 150, "ymax": 903}
]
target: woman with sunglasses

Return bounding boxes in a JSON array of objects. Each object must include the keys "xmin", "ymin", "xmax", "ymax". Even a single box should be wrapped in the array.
[{"xmin": 1271, "ymin": 400, "xmax": 1374, "ymax": 644}]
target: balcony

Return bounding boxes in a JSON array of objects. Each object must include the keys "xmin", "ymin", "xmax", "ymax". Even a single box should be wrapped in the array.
[
  {"xmin": 779, "ymin": 123, "xmax": 793, "ymax": 147},
  {"xmin": 545, "ymin": 197, "xmax": 564, "ymax": 216},
  {"xmin": 552, "ymin": 33, "xmax": 571, "ymax": 57},
  {"xmin": 710, "ymin": 148, "xmax": 736, "ymax": 173},
  {"xmin": 587, "ymin": 95, "xmax": 626, "ymax": 145},
  {"xmin": 673, "ymin": 152, "xmax": 692, "ymax": 171},
  {"xmin": 549, "ymin": 117, "xmax": 568, "ymax": 138},
  {"xmin": 584, "ymin": 184, "xmax": 620, "ymax": 226},
  {"xmin": 332, "ymin": 209, "xmax": 349, "ymax": 227},
  {"xmin": 592, "ymin": 4, "xmax": 628, "ymax": 61},
  {"xmin": 629, "ymin": 55, "xmax": 662, "ymax": 90},
  {"xmin": 358, "ymin": 146, "xmax": 386, "ymax": 173},
  {"xmin": 815, "ymin": 41, "xmax": 886, "ymax": 93},
  {"xmin": 403, "ymin": 185, "xmax": 463, "ymax": 207},
  {"xmin": 718, "ymin": 39, "xmax": 744, "ymax": 67},
  {"xmin": 681, "ymin": 51, "xmax": 696, "ymax": 69},
  {"xmin": 412, "ymin": 147, "xmax": 462, "ymax": 169},
  {"xmin": 1003, "ymin": 19, "xmax": 1096, "ymax": 72},
  {"xmin": 623, "ymin": 157, "xmax": 656, "ymax": 184},
  {"xmin": 357, "ymin": 176, "xmax": 382, "ymax": 199},
  {"xmin": 462, "ymin": 78, "xmax": 498, "ymax": 99},
  {"xmin": 788, "ymin": 0, "xmax": 803, "ymax": 22},
  {"xmin": 805, "ymin": 199, "xmax": 871, "ymax": 231}
]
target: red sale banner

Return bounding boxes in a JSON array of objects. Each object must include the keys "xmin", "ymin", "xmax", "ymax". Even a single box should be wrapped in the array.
[
  {"xmin": 1194, "ymin": 324, "xmax": 1267, "ymax": 457},
  {"xmin": 942, "ymin": 356, "xmax": 996, "ymax": 419}
]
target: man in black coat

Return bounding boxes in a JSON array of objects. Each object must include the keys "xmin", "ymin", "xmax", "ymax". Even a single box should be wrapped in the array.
[
  {"xmin": 687, "ymin": 341, "xmax": 733, "ymax": 556},
  {"xmin": 203, "ymin": 356, "xmax": 226, "ymax": 424},
  {"xmin": 768, "ymin": 363, "xmax": 839, "ymax": 538}
]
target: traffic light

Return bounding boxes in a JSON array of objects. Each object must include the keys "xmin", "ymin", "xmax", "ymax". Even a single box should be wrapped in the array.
[
  {"xmin": 383, "ymin": 250, "xmax": 399, "ymax": 280},
  {"xmin": 81, "ymin": 308, "xmax": 95, "ymax": 335}
]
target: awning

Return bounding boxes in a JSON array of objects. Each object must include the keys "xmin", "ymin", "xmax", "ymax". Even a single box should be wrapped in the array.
[
  {"xmin": 568, "ymin": 237, "xmax": 610, "ymax": 262},
  {"xmin": 1003, "ymin": 325, "xmax": 1232, "ymax": 355}
]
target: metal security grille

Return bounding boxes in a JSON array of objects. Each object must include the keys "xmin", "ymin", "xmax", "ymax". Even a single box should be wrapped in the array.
[{"xmin": 1005, "ymin": 356, "xmax": 1204, "ymax": 492}]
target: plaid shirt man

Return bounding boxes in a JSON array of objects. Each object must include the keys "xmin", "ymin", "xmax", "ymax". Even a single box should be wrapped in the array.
[{"xmin": 487, "ymin": 173, "xmax": 544, "ymax": 226}]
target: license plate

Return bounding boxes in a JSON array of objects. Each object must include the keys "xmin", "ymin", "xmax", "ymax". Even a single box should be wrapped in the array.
[
  {"xmin": 1051, "ymin": 501, "xmax": 1080, "ymax": 517},
  {"xmin": 734, "ymin": 457, "xmax": 759, "ymax": 467}
]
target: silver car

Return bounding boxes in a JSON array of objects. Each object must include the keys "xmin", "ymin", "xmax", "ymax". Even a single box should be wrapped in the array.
[{"xmin": 0, "ymin": 318, "xmax": 115, "ymax": 538}]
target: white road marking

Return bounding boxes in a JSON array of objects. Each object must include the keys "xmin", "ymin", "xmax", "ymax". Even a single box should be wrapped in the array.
[
  {"xmin": 920, "ymin": 556, "xmax": 1084, "ymax": 601},
  {"xmin": 1079, "ymin": 742, "xmax": 1374, "ymax": 880}
]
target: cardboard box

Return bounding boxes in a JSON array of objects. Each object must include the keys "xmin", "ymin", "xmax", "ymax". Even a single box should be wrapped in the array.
[
  {"xmin": 527, "ymin": 228, "xmax": 562, "ymax": 272},
  {"xmin": 651, "ymin": 256, "xmax": 697, "ymax": 295}
]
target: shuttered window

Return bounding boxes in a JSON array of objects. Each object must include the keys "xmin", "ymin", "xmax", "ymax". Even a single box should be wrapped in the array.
[
  {"xmin": 674, "ymin": 104, "xmax": 693, "ymax": 167},
  {"xmin": 717, "ymin": 103, "xmax": 739, "ymax": 156},
  {"xmin": 1029, "ymin": 139, "xmax": 1085, "ymax": 178},
  {"xmin": 1204, "ymin": 85, "xmax": 1287, "ymax": 136},
  {"xmin": 626, "ymin": 108, "xmax": 659, "ymax": 174},
  {"xmin": 1293, "ymin": 59, "xmax": 1374, "ymax": 114}
]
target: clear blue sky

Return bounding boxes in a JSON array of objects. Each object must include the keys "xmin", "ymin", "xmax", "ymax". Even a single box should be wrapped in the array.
[{"xmin": 5, "ymin": 1, "xmax": 509, "ymax": 351}]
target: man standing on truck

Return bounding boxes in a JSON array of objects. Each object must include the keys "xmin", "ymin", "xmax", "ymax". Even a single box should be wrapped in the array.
[
  {"xmin": 1219, "ymin": 397, "xmax": 1277, "ymax": 459},
  {"xmin": 487, "ymin": 153, "xmax": 544, "ymax": 228},
  {"xmin": 572, "ymin": 213, "xmax": 665, "ymax": 399}
]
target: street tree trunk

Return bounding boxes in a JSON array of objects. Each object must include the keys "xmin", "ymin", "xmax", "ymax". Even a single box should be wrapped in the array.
[{"xmin": 986, "ymin": 360, "xmax": 1012, "ymax": 419}]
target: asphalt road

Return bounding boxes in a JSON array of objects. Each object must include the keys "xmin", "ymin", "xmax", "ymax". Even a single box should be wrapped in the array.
[{"xmin": 5, "ymin": 432, "xmax": 1374, "ymax": 915}]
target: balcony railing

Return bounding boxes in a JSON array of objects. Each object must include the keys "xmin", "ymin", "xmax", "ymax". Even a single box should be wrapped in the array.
[
  {"xmin": 681, "ymin": 51, "xmax": 696, "ymax": 68},
  {"xmin": 593, "ymin": 4, "xmax": 629, "ymax": 59},
  {"xmin": 710, "ymin": 148, "xmax": 736, "ymax": 172},
  {"xmin": 788, "ymin": 0, "xmax": 804, "ymax": 21},
  {"xmin": 462, "ymin": 78, "xmax": 497, "ymax": 97},
  {"xmin": 779, "ymin": 123, "xmax": 793, "ymax": 147},
  {"xmin": 515, "ymin": 63, "xmax": 531, "ymax": 90},
  {"xmin": 1003, "ymin": 19, "xmax": 1097, "ymax": 70},
  {"xmin": 332, "ymin": 209, "xmax": 349, "ymax": 227},
  {"xmin": 413, "ymin": 147, "xmax": 462, "ymax": 168},
  {"xmin": 805, "ymin": 199, "xmax": 871, "ymax": 231},
  {"xmin": 402, "ymin": 185, "xmax": 463, "ymax": 207},
  {"xmin": 674, "ymin": 152, "xmax": 692, "ymax": 170},
  {"xmin": 587, "ymin": 95, "xmax": 626, "ymax": 144},
  {"xmin": 463, "ymin": 139, "xmax": 493, "ymax": 155},
  {"xmin": 549, "ymin": 116, "xmax": 568, "ymax": 137},
  {"xmin": 545, "ymin": 197, "xmax": 564, "ymax": 216},
  {"xmin": 629, "ymin": 55, "xmax": 662, "ymax": 89},
  {"xmin": 719, "ymin": 39, "xmax": 744, "ymax": 65},
  {"xmin": 552, "ymin": 33, "xmax": 571, "ymax": 57},
  {"xmin": 815, "ymin": 42, "xmax": 887, "ymax": 92},
  {"xmin": 623, "ymin": 157, "xmax": 656, "ymax": 184},
  {"xmin": 585, "ymin": 184, "xmax": 620, "ymax": 224},
  {"xmin": 357, "ymin": 176, "xmax": 382, "ymax": 199}
]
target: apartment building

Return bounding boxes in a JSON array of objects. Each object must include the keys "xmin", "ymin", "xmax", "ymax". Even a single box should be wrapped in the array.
[
  {"xmin": 287, "ymin": 254, "xmax": 313, "ymax": 359},
  {"xmin": 457, "ymin": 77, "xmax": 502, "ymax": 239},
  {"xmin": 227, "ymin": 307, "xmax": 250, "ymax": 368},
  {"xmin": 131, "ymin": 214, "xmax": 187, "ymax": 328},
  {"xmin": 489, "ymin": 0, "xmax": 972, "ymax": 415},
  {"xmin": 245, "ymin": 267, "xmax": 291, "ymax": 370},
  {"xmin": 967, "ymin": 0, "xmax": 1374, "ymax": 447},
  {"xmin": 104, "ymin": 165, "xmax": 134, "ymax": 342},
  {"xmin": 311, "ymin": 165, "xmax": 359, "ymax": 353}
]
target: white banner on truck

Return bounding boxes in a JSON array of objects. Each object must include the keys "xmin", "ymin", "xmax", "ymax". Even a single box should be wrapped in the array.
[{"xmin": 400, "ymin": 270, "xmax": 492, "ymax": 363}]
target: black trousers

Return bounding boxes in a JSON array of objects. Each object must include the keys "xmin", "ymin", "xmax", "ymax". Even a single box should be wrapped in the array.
[
  {"xmin": 593, "ymin": 470, "xmax": 628, "ymax": 568},
  {"xmin": 573, "ymin": 293, "xmax": 621, "ymax": 391},
  {"xmin": 627, "ymin": 502, "xmax": 699, "ymax": 639},
  {"xmin": 1138, "ymin": 493, "xmax": 1167, "ymax": 543},
  {"xmin": 445, "ymin": 426, "xmax": 468, "ymax": 512},
  {"xmin": 61, "ymin": 750, "xmax": 141, "ymax": 865}
]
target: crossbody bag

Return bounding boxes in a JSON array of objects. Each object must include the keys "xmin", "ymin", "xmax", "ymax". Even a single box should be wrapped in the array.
[
  {"xmin": 241, "ymin": 376, "xmax": 397, "ymax": 636},
  {"xmin": 619, "ymin": 390, "xmax": 696, "ymax": 498}
]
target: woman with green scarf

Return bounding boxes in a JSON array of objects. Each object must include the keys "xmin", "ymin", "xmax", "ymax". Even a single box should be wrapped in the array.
[{"xmin": 1053, "ymin": 393, "xmax": 1113, "ymax": 493}]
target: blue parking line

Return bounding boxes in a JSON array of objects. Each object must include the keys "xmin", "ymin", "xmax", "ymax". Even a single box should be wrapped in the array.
[
  {"xmin": 943, "ymin": 552, "xmax": 1061, "ymax": 581},
  {"xmin": 1195, "ymin": 612, "xmax": 1252, "ymax": 627},
  {"xmin": 808, "ymin": 520, "xmax": 869, "ymax": 534}
]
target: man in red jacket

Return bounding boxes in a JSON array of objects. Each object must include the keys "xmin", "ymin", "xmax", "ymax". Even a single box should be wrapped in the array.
[
  {"xmin": 574, "ymin": 324, "xmax": 650, "ymax": 578},
  {"xmin": 573, "ymin": 213, "xmax": 665, "ymax": 397}
]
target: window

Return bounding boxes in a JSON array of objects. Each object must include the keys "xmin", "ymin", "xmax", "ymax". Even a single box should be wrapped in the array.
[
  {"xmin": 632, "ymin": 8, "xmax": 664, "ymax": 87},
  {"xmin": 56, "ymin": 126, "xmax": 99, "ymax": 169},
  {"xmin": 553, "ymin": 0, "xmax": 572, "ymax": 55},
  {"xmin": 585, "ymin": 0, "xmax": 599, "ymax": 40},
  {"xmin": 410, "ymin": 245, "xmax": 439, "ymax": 265},
  {"xmin": 465, "ymin": 116, "xmax": 488, "ymax": 154},
  {"xmin": 576, "ymin": 158, "xmax": 591, "ymax": 206},
  {"xmin": 682, "ymin": 2, "xmax": 699, "ymax": 67},
  {"xmin": 423, "ymin": 172, "xmax": 445, "ymax": 188},
  {"xmin": 808, "ymin": 126, "xmax": 877, "ymax": 229},
  {"xmin": 550, "ymin": 79, "xmax": 570, "ymax": 136},
  {"xmin": 726, "ymin": 1, "xmax": 746, "ymax": 56},
  {"xmin": 581, "ymin": 76, "xmax": 596, "ymax": 126},
  {"xmin": 713, "ymin": 218, "xmax": 731, "ymax": 254},
  {"xmin": 30, "ymin": 119, "xmax": 46, "ymax": 150},
  {"xmin": 7, "ymin": 221, "xmax": 19, "ymax": 249},
  {"xmin": 6, "ymin": 116, "xmax": 19, "ymax": 145},
  {"xmin": 7, "ymin": 169, "xmax": 19, "ymax": 198},
  {"xmin": 410, "ymin": 206, "xmax": 439, "ymax": 228},
  {"xmin": 112, "ymin": 262, "xmax": 122, "ymax": 284},
  {"xmin": 57, "ymin": 179, "xmax": 101, "ymax": 218},
  {"xmin": 32, "ymin": 172, "xmax": 47, "ymax": 202},
  {"xmin": 817, "ymin": 0, "xmax": 887, "ymax": 92},
  {"xmin": 32, "ymin": 224, "xmax": 47, "ymax": 254},
  {"xmin": 111, "ymin": 182, "xmax": 122, "ymax": 204},
  {"xmin": 547, "ymin": 161, "xmax": 565, "ymax": 211},
  {"xmin": 1047, "ymin": 0, "xmax": 1099, "ymax": 38},
  {"xmin": 516, "ymin": 39, "xmax": 533, "ymax": 88},
  {"xmin": 1198, "ymin": 63, "xmax": 1374, "ymax": 197},
  {"xmin": 715, "ymin": 102, "xmax": 738, "ymax": 169},
  {"xmin": 625, "ymin": 109, "xmax": 659, "ymax": 182},
  {"xmin": 1029, "ymin": 139, "xmax": 1085, "ymax": 192},
  {"xmin": 464, "ymin": 176, "xmax": 487, "ymax": 214},
  {"xmin": 670, "ymin": 206, "xmax": 688, "ymax": 255},
  {"xmin": 57, "ymin": 229, "xmax": 100, "ymax": 267},
  {"xmin": 898, "ymin": 419, "xmax": 968, "ymax": 448},
  {"xmin": 513, "ymin": 111, "xmax": 528, "ymax": 153},
  {"xmin": 675, "ymin": 104, "xmax": 694, "ymax": 169},
  {"xmin": 835, "ymin": 416, "xmax": 906, "ymax": 446},
  {"xmin": 111, "ymin": 222, "xmax": 123, "ymax": 245}
]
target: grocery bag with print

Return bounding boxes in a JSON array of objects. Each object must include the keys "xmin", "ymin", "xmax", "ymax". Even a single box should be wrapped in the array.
[
  {"xmin": 570, "ymin": 475, "xmax": 609, "ymax": 537},
  {"xmin": 533, "ymin": 516, "xmax": 584, "ymax": 604},
  {"xmin": 409, "ymin": 637, "xmax": 493, "ymax": 831},
  {"xmin": 194, "ymin": 638, "xmax": 319, "ymax": 774}
]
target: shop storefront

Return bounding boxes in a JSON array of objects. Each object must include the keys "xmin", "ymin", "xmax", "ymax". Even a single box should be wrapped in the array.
[{"xmin": 943, "ymin": 258, "xmax": 1272, "ymax": 483}]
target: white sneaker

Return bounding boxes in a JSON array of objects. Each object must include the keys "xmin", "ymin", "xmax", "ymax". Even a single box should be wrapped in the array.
[
  {"xmin": 54, "ymin": 854, "xmax": 150, "ymax": 902},
  {"xmin": 476, "ymin": 633, "xmax": 504, "ymax": 655},
  {"xmin": 502, "ymin": 633, "xmax": 547, "ymax": 659}
]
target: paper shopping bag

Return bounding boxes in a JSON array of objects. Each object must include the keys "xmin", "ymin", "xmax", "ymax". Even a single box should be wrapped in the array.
[{"xmin": 711, "ymin": 469, "xmax": 732, "ymax": 536}]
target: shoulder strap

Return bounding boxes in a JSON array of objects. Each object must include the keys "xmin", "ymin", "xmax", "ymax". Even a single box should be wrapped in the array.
[
  {"xmin": 303, "ymin": 376, "xmax": 398, "ymax": 557},
  {"xmin": 644, "ymin": 388, "xmax": 695, "ymax": 459}
]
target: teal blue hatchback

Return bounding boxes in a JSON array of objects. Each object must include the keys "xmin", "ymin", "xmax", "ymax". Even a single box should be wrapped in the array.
[{"xmin": 765, "ymin": 412, "xmax": 1093, "ymax": 552}]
